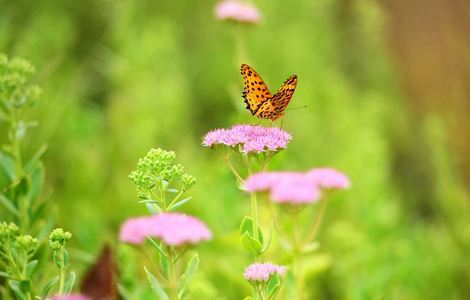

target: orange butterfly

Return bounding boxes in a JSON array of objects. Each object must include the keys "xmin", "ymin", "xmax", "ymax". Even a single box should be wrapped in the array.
[{"xmin": 241, "ymin": 64, "xmax": 298, "ymax": 121}]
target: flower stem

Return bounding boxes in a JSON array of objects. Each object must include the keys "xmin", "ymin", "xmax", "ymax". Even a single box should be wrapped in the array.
[
  {"xmin": 166, "ymin": 247, "xmax": 178, "ymax": 300},
  {"xmin": 58, "ymin": 249, "xmax": 66, "ymax": 294},
  {"xmin": 303, "ymin": 196, "xmax": 329, "ymax": 245},
  {"xmin": 224, "ymin": 155, "xmax": 245, "ymax": 184},
  {"xmin": 290, "ymin": 209, "xmax": 305, "ymax": 300}
]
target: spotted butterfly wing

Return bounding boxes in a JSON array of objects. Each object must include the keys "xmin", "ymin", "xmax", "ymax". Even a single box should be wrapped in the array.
[
  {"xmin": 258, "ymin": 75, "xmax": 297, "ymax": 121},
  {"xmin": 241, "ymin": 64, "xmax": 272, "ymax": 115}
]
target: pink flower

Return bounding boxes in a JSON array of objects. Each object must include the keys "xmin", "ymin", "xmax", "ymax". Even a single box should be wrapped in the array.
[
  {"xmin": 307, "ymin": 168, "xmax": 350, "ymax": 189},
  {"xmin": 202, "ymin": 124, "xmax": 291, "ymax": 154},
  {"xmin": 50, "ymin": 295, "xmax": 91, "ymax": 300},
  {"xmin": 244, "ymin": 172, "xmax": 320, "ymax": 204},
  {"xmin": 119, "ymin": 213, "xmax": 212, "ymax": 247},
  {"xmin": 214, "ymin": 0, "xmax": 260, "ymax": 24},
  {"xmin": 244, "ymin": 262, "xmax": 286, "ymax": 282},
  {"xmin": 119, "ymin": 216, "xmax": 154, "ymax": 244}
]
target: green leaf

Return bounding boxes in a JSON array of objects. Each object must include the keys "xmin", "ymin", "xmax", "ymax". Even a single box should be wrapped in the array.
[
  {"xmin": 160, "ymin": 252, "xmax": 168, "ymax": 279},
  {"xmin": 144, "ymin": 267, "xmax": 169, "ymax": 300},
  {"xmin": 63, "ymin": 272, "xmax": 76, "ymax": 294},
  {"xmin": 26, "ymin": 162, "xmax": 44, "ymax": 204},
  {"xmin": 267, "ymin": 274, "xmax": 281, "ymax": 300},
  {"xmin": 63, "ymin": 249, "xmax": 69, "ymax": 266},
  {"xmin": 239, "ymin": 216, "xmax": 263, "ymax": 244},
  {"xmin": 178, "ymin": 253, "xmax": 199, "ymax": 298},
  {"xmin": 53, "ymin": 251, "xmax": 62, "ymax": 268},
  {"xmin": 243, "ymin": 297, "xmax": 254, "ymax": 300},
  {"xmin": 24, "ymin": 144, "xmax": 47, "ymax": 174},
  {"xmin": 240, "ymin": 231, "xmax": 263, "ymax": 255},
  {"xmin": 146, "ymin": 203, "xmax": 162, "ymax": 214},
  {"xmin": 147, "ymin": 237, "xmax": 166, "ymax": 257},
  {"xmin": 19, "ymin": 279, "xmax": 31, "ymax": 294},
  {"xmin": 260, "ymin": 220, "xmax": 274, "ymax": 254},
  {"xmin": 138, "ymin": 199, "xmax": 159, "ymax": 204},
  {"xmin": 41, "ymin": 276, "xmax": 59, "ymax": 298},
  {"xmin": 0, "ymin": 271, "xmax": 10, "ymax": 278},
  {"xmin": 26, "ymin": 260, "xmax": 38, "ymax": 277},
  {"xmin": 166, "ymin": 188, "xmax": 179, "ymax": 193},
  {"xmin": 8, "ymin": 280, "xmax": 26, "ymax": 300},
  {"xmin": 0, "ymin": 150, "xmax": 16, "ymax": 181},
  {"xmin": 0, "ymin": 193, "xmax": 19, "ymax": 216},
  {"xmin": 168, "ymin": 196, "xmax": 191, "ymax": 211}
]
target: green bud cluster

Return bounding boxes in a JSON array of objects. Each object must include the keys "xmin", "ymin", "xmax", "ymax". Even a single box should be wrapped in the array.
[
  {"xmin": 0, "ymin": 54, "xmax": 42, "ymax": 110},
  {"xmin": 0, "ymin": 222, "xmax": 20, "ymax": 245},
  {"xmin": 129, "ymin": 148, "xmax": 196, "ymax": 198},
  {"xmin": 48, "ymin": 228, "xmax": 72, "ymax": 251}
]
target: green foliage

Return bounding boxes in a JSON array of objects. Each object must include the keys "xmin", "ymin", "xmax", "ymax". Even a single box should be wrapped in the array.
[{"xmin": 1, "ymin": 1, "xmax": 470, "ymax": 299}]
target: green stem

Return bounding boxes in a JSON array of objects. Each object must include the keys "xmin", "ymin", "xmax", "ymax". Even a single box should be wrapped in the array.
[
  {"xmin": 246, "ymin": 157, "xmax": 260, "ymax": 259},
  {"xmin": 224, "ymin": 155, "xmax": 245, "ymax": 184},
  {"xmin": 291, "ymin": 210, "xmax": 304, "ymax": 300},
  {"xmin": 166, "ymin": 247, "xmax": 178, "ymax": 300},
  {"xmin": 303, "ymin": 196, "xmax": 329, "ymax": 245},
  {"xmin": 58, "ymin": 249, "xmax": 66, "ymax": 294}
]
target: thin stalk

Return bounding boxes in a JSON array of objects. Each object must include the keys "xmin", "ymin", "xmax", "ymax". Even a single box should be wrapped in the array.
[
  {"xmin": 246, "ymin": 157, "xmax": 260, "ymax": 257},
  {"xmin": 303, "ymin": 196, "xmax": 329, "ymax": 245},
  {"xmin": 166, "ymin": 247, "xmax": 178, "ymax": 300},
  {"xmin": 224, "ymin": 155, "xmax": 245, "ymax": 184},
  {"xmin": 291, "ymin": 210, "xmax": 304, "ymax": 300},
  {"xmin": 58, "ymin": 249, "xmax": 66, "ymax": 294}
]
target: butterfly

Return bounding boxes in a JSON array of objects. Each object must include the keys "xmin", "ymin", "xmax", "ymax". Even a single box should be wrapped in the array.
[{"xmin": 241, "ymin": 64, "xmax": 298, "ymax": 121}]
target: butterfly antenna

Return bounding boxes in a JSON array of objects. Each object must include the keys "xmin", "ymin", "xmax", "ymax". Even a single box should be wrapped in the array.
[{"xmin": 286, "ymin": 105, "xmax": 308, "ymax": 111}]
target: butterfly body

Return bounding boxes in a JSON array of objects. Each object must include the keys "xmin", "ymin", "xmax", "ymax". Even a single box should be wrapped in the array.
[{"xmin": 241, "ymin": 64, "xmax": 297, "ymax": 121}]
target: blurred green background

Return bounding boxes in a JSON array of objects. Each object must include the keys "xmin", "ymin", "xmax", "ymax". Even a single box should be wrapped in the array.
[{"xmin": 1, "ymin": 0, "xmax": 470, "ymax": 299}]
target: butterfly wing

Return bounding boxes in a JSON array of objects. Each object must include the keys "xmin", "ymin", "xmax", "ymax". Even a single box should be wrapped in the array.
[
  {"xmin": 256, "ymin": 75, "xmax": 297, "ymax": 121},
  {"xmin": 241, "ymin": 64, "xmax": 272, "ymax": 115}
]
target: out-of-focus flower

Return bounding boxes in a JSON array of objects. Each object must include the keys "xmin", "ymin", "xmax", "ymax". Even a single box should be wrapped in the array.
[
  {"xmin": 119, "ymin": 216, "xmax": 152, "ymax": 244},
  {"xmin": 214, "ymin": 0, "xmax": 260, "ymax": 24},
  {"xmin": 202, "ymin": 124, "xmax": 291, "ymax": 154},
  {"xmin": 119, "ymin": 213, "xmax": 212, "ymax": 247},
  {"xmin": 307, "ymin": 168, "xmax": 350, "ymax": 190},
  {"xmin": 243, "ymin": 262, "xmax": 286, "ymax": 282},
  {"xmin": 244, "ymin": 172, "xmax": 320, "ymax": 204},
  {"xmin": 50, "ymin": 294, "xmax": 91, "ymax": 300}
]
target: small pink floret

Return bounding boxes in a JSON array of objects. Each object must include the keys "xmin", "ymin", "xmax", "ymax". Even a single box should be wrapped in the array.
[
  {"xmin": 214, "ymin": 0, "xmax": 260, "ymax": 24},
  {"xmin": 202, "ymin": 124, "xmax": 291, "ymax": 154},
  {"xmin": 50, "ymin": 295, "xmax": 91, "ymax": 300},
  {"xmin": 307, "ymin": 168, "xmax": 350, "ymax": 189},
  {"xmin": 119, "ymin": 213, "xmax": 212, "ymax": 247},
  {"xmin": 244, "ymin": 172, "xmax": 320, "ymax": 204},
  {"xmin": 243, "ymin": 262, "xmax": 286, "ymax": 282}
]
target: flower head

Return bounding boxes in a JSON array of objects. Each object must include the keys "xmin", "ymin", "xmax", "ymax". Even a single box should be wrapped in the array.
[
  {"xmin": 50, "ymin": 294, "xmax": 91, "ymax": 300},
  {"xmin": 244, "ymin": 172, "xmax": 320, "ymax": 204},
  {"xmin": 214, "ymin": 0, "xmax": 260, "ymax": 24},
  {"xmin": 49, "ymin": 228, "xmax": 72, "ymax": 251},
  {"xmin": 307, "ymin": 168, "xmax": 350, "ymax": 190},
  {"xmin": 202, "ymin": 124, "xmax": 291, "ymax": 154},
  {"xmin": 119, "ymin": 213, "xmax": 212, "ymax": 247},
  {"xmin": 243, "ymin": 262, "xmax": 286, "ymax": 282},
  {"xmin": 129, "ymin": 148, "xmax": 196, "ymax": 199}
]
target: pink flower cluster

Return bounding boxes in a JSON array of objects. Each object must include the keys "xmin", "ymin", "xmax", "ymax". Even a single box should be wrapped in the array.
[
  {"xmin": 214, "ymin": 0, "xmax": 260, "ymax": 24},
  {"xmin": 243, "ymin": 262, "xmax": 286, "ymax": 282},
  {"xmin": 119, "ymin": 213, "xmax": 212, "ymax": 247},
  {"xmin": 243, "ymin": 168, "xmax": 350, "ymax": 204},
  {"xmin": 50, "ymin": 295, "xmax": 91, "ymax": 300},
  {"xmin": 202, "ymin": 124, "xmax": 291, "ymax": 154}
]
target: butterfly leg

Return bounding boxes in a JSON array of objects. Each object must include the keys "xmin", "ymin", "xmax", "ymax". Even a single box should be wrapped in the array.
[{"xmin": 279, "ymin": 119, "xmax": 284, "ymax": 129}]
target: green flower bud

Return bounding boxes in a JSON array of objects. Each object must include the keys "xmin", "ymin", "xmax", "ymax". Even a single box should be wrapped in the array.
[
  {"xmin": 0, "ymin": 222, "xmax": 20, "ymax": 245},
  {"xmin": 49, "ymin": 228, "xmax": 72, "ymax": 250},
  {"xmin": 15, "ymin": 235, "xmax": 38, "ymax": 254}
]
